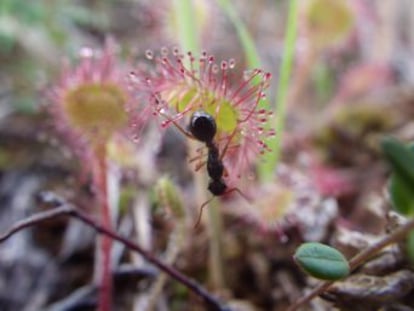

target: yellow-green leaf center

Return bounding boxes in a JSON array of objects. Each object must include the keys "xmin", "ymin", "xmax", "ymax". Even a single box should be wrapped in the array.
[{"xmin": 64, "ymin": 83, "xmax": 128, "ymax": 140}]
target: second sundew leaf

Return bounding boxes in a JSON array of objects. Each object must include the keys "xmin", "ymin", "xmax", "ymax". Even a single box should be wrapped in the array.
[
  {"xmin": 294, "ymin": 242, "xmax": 350, "ymax": 280},
  {"xmin": 63, "ymin": 82, "xmax": 128, "ymax": 141},
  {"xmin": 305, "ymin": 0, "xmax": 354, "ymax": 49}
]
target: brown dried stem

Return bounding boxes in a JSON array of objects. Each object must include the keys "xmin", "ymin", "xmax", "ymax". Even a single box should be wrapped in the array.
[{"xmin": 0, "ymin": 197, "xmax": 228, "ymax": 311}]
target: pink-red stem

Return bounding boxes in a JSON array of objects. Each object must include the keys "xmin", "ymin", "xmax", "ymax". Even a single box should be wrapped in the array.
[{"xmin": 94, "ymin": 144, "xmax": 113, "ymax": 311}]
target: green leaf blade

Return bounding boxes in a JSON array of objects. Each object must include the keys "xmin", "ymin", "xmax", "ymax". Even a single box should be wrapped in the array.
[
  {"xmin": 407, "ymin": 230, "xmax": 414, "ymax": 264},
  {"xmin": 382, "ymin": 137, "xmax": 414, "ymax": 186},
  {"xmin": 294, "ymin": 242, "xmax": 350, "ymax": 280},
  {"xmin": 389, "ymin": 173, "xmax": 414, "ymax": 216},
  {"xmin": 382, "ymin": 137, "xmax": 414, "ymax": 215}
]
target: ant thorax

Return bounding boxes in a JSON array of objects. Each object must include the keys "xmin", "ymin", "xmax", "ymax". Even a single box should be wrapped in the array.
[{"xmin": 189, "ymin": 110, "xmax": 217, "ymax": 144}]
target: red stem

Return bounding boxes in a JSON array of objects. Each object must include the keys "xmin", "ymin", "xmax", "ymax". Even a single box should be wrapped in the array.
[{"xmin": 94, "ymin": 144, "xmax": 113, "ymax": 311}]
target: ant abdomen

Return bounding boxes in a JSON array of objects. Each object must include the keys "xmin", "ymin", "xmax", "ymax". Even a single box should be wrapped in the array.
[
  {"xmin": 208, "ymin": 179, "xmax": 227, "ymax": 196},
  {"xmin": 206, "ymin": 144, "xmax": 224, "ymax": 181}
]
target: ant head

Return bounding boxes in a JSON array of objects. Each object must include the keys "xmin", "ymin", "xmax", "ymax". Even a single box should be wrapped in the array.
[{"xmin": 189, "ymin": 110, "xmax": 217, "ymax": 143}]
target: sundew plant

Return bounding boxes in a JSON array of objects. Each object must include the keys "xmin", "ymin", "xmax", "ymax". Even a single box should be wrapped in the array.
[
  {"xmin": 132, "ymin": 49, "xmax": 273, "ymax": 182},
  {"xmin": 1, "ymin": 1, "xmax": 414, "ymax": 311}
]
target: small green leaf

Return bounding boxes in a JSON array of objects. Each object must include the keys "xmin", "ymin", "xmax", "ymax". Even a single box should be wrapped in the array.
[
  {"xmin": 294, "ymin": 242, "xmax": 350, "ymax": 280},
  {"xmin": 382, "ymin": 137, "xmax": 414, "ymax": 215},
  {"xmin": 389, "ymin": 173, "xmax": 414, "ymax": 216},
  {"xmin": 154, "ymin": 176, "xmax": 185, "ymax": 219},
  {"xmin": 382, "ymin": 137, "xmax": 414, "ymax": 187},
  {"xmin": 407, "ymin": 230, "xmax": 414, "ymax": 264}
]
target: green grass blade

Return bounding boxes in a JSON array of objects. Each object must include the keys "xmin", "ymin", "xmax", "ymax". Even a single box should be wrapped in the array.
[
  {"xmin": 172, "ymin": 0, "xmax": 199, "ymax": 53},
  {"xmin": 259, "ymin": 0, "xmax": 299, "ymax": 180},
  {"xmin": 216, "ymin": 0, "xmax": 261, "ymax": 69}
]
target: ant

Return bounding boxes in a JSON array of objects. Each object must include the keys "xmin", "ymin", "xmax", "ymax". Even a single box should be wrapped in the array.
[
  {"xmin": 161, "ymin": 109, "xmax": 249, "ymax": 226},
  {"xmin": 188, "ymin": 110, "xmax": 228, "ymax": 196}
]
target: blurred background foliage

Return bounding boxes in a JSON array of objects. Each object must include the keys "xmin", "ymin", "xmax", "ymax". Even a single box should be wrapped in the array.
[
  {"xmin": 0, "ymin": 0, "xmax": 149, "ymax": 111},
  {"xmin": 2, "ymin": 1, "xmax": 414, "ymax": 310}
]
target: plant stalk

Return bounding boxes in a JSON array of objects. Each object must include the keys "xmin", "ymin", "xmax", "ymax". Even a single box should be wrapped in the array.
[{"xmin": 93, "ymin": 143, "xmax": 113, "ymax": 311}]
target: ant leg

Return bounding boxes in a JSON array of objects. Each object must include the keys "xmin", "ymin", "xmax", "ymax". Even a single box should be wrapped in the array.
[
  {"xmin": 188, "ymin": 148, "xmax": 207, "ymax": 171},
  {"xmin": 188, "ymin": 154, "xmax": 206, "ymax": 171},
  {"xmin": 189, "ymin": 157, "xmax": 206, "ymax": 171},
  {"xmin": 219, "ymin": 145, "xmax": 239, "ymax": 178},
  {"xmin": 193, "ymin": 187, "xmax": 250, "ymax": 229},
  {"xmin": 188, "ymin": 154, "xmax": 204, "ymax": 163},
  {"xmin": 225, "ymin": 187, "xmax": 251, "ymax": 204},
  {"xmin": 194, "ymin": 196, "xmax": 215, "ymax": 228},
  {"xmin": 188, "ymin": 147, "xmax": 206, "ymax": 163},
  {"xmin": 158, "ymin": 110, "xmax": 196, "ymax": 141},
  {"xmin": 194, "ymin": 160, "xmax": 207, "ymax": 172},
  {"xmin": 219, "ymin": 129, "xmax": 239, "ymax": 161}
]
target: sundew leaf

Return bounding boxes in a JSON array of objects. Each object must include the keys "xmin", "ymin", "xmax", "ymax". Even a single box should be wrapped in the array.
[
  {"xmin": 305, "ymin": 0, "xmax": 354, "ymax": 49},
  {"xmin": 177, "ymin": 88, "xmax": 198, "ymax": 112},
  {"xmin": 205, "ymin": 99, "xmax": 238, "ymax": 133},
  {"xmin": 294, "ymin": 242, "xmax": 350, "ymax": 280}
]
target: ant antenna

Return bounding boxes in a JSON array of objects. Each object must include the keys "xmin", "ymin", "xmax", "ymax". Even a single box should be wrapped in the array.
[
  {"xmin": 227, "ymin": 187, "xmax": 251, "ymax": 203},
  {"xmin": 158, "ymin": 110, "xmax": 196, "ymax": 140}
]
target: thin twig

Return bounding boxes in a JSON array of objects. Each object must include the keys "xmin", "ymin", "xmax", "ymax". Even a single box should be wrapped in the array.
[
  {"xmin": 72, "ymin": 209, "xmax": 228, "ymax": 310},
  {"xmin": 0, "ymin": 201, "xmax": 228, "ymax": 311},
  {"xmin": 0, "ymin": 205, "xmax": 73, "ymax": 242},
  {"xmin": 45, "ymin": 285, "xmax": 96, "ymax": 311},
  {"xmin": 287, "ymin": 217, "xmax": 414, "ymax": 311}
]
